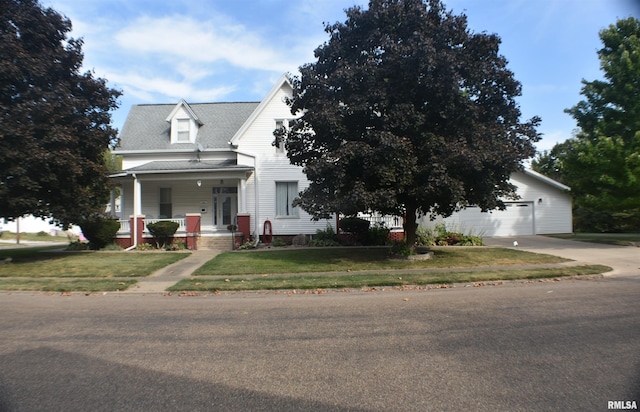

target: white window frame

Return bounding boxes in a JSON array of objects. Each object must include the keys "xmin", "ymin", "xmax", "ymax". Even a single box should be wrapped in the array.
[
  {"xmin": 275, "ymin": 181, "xmax": 299, "ymax": 218},
  {"xmin": 176, "ymin": 119, "xmax": 190, "ymax": 142}
]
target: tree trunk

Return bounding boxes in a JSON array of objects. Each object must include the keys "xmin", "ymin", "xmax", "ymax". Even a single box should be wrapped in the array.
[{"xmin": 404, "ymin": 206, "xmax": 418, "ymax": 250}]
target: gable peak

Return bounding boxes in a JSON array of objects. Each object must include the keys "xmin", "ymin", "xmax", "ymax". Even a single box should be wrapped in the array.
[{"xmin": 165, "ymin": 99, "xmax": 203, "ymax": 125}]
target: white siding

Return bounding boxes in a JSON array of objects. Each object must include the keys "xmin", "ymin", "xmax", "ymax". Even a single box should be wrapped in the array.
[
  {"xmin": 510, "ymin": 172, "xmax": 572, "ymax": 235},
  {"xmin": 429, "ymin": 202, "xmax": 535, "ymax": 237},
  {"xmin": 235, "ymin": 81, "xmax": 337, "ymax": 236},
  {"xmin": 419, "ymin": 171, "xmax": 572, "ymax": 237}
]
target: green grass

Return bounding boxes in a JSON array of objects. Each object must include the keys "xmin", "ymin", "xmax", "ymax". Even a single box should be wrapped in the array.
[
  {"xmin": 0, "ymin": 251, "xmax": 189, "ymax": 278},
  {"xmin": 0, "ymin": 231, "xmax": 70, "ymax": 242},
  {"xmin": 547, "ymin": 233, "xmax": 640, "ymax": 247},
  {"xmin": 170, "ymin": 265, "xmax": 611, "ymax": 292},
  {"xmin": 0, "ymin": 279, "xmax": 137, "ymax": 292},
  {"xmin": 193, "ymin": 247, "xmax": 569, "ymax": 276}
]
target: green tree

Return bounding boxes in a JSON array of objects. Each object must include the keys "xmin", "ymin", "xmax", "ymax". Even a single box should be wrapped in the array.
[
  {"xmin": 0, "ymin": 0, "xmax": 121, "ymax": 228},
  {"xmin": 280, "ymin": 0, "xmax": 539, "ymax": 247},
  {"xmin": 535, "ymin": 17, "xmax": 640, "ymax": 231}
]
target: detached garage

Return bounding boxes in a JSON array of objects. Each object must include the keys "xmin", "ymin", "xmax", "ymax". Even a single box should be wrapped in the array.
[{"xmin": 419, "ymin": 169, "xmax": 572, "ymax": 237}]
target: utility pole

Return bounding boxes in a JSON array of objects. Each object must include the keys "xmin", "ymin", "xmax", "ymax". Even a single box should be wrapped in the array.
[{"xmin": 16, "ymin": 217, "xmax": 20, "ymax": 245}]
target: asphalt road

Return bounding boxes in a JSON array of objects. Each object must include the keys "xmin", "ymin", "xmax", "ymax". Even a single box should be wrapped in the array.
[{"xmin": 0, "ymin": 275, "xmax": 638, "ymax": 411}]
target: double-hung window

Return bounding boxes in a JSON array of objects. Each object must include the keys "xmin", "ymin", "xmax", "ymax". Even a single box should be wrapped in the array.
[
  {"xmin": 276, "ymin": 182, "xmax": 298, "ymax": 217},
  {"xmin": 176, "ymin": 119, "xmax": 190, "ymax": 142},
  {"xmin": 159, "ymin": 188, "xmax": 172, "ymax": 218}
]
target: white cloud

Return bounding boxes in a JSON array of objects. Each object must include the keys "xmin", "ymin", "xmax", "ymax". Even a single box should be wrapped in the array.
[
  {"xmin": 114, "ymin": 15, "xmax": 299, "ymax": 73},
  {"xmin": 107, "ymin": 71, "xmax": 237, "ymax": 102}
]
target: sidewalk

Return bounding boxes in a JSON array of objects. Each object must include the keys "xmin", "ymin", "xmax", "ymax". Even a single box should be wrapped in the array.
[{"xmin": 123, "ymin": 250, "xmax": 221, "ymax": 294}]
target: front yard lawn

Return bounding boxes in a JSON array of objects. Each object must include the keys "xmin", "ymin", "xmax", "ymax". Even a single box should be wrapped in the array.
[
  {"xmin": 0, "ymin": 250, "xmax": 188, "ymax": 278},
  {"xmin": 193, "ymin": 247, "xmax": 569, "ymax": 276},
  {"xmin": 171, "ymin": 265, "xmax": 611, "ymax": 292}
]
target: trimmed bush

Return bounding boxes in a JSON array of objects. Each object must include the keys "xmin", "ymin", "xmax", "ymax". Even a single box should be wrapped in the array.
[
  {"xmin": 339, "ymin": 217, "xmax": 370, "ymax": 243},
  {"xmin": 80, "ymin": 217, "xmax": 120, "ymax": 250},
  {"xmin": 146, "ymin": 221, "xmax": 179, "ymax": 249}
]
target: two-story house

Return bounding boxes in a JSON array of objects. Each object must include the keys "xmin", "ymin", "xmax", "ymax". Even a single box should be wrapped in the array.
[{"xmin": 110, "ymin": 74, "xmax": 335, "ymax": 250}]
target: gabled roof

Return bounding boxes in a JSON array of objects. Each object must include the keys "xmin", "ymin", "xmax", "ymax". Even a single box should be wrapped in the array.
[
  {"xmin": 229, "ymin": 74, "xmax": 293, "ymax": 145},
  {"xmin": 165, "ymin": 99, "xmax": 204, "ymax": 125},
  {"xmin": 522, "ymin": 168, "xmax": 570, "ymax": 191},
  {"xmin": 115, "ymin": 101, "xmax": 259, "ymax": 152}
]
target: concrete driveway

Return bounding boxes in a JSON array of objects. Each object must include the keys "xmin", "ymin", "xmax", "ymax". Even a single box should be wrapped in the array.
[{"xmin": 483, "ymin": 235, "xmax": 639, "ymax": 277}]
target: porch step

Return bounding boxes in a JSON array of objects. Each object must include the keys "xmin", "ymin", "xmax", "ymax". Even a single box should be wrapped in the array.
[{"xmin": 197, "ymin": 235, "xmax": 235, "ymax": 251}]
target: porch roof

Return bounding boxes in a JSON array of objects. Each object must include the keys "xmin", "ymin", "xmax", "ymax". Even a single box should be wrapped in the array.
[{"xmin": 112, "ymin": 160, "xmax": 254, "ymax": 176}]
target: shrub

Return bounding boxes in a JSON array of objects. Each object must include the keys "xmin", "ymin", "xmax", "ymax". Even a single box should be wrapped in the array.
[
  {"xmin": 66, "ymin": 240, "xmax": 89, "ymax": 251},
  {"xmin": 135, "ymin": 242, "xmax": 156, "ymax": 251},
  {"xmin": 164, "ymin": 241, "xmax": 186, "ymax": 251},
  {"xmin": 339, "ymin": 217, "xmax": 370, "ymax": 243},
  {"xmin": 310, "ymin": 225, "xmax": 340, "ymax": 247},
  {"xmin": 80, "ymin": 217, "xmax": 120, "ymax": 250},
  {"xmin": 238, "ymin": 239, "xmax": 257, "ymax": 250},
  {"xmin": 416, "ymin": 223, "xmax": 483, "ymax": 246},
  {"xmin": 415, "ymin": 226, "xmax": 436, "ymax": 246},
  {"xmin": 390, "ymin": 241, "xmax": 412, "ymax": 257},
  {"xmin": 365, "ymin": 223, "xmax": 390, "ymax": 245},
  {"xmin": 146, "ymin": 221, "xmax": 179, "ymax": 249}
]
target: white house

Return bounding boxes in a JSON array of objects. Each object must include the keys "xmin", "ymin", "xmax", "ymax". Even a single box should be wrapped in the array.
[
  {"xmin": 110, "ymin": 74, "xmax": 335, "ymax": 249},
  {"xmin": 110, "ymin": 74, "xmax": 571, "ymax": 249},
  {"xmin": 418, "ymin": 168, "xmax": 572, "ymax": 237}
]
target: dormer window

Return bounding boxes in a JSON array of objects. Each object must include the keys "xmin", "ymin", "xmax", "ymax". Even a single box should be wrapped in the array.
[
  {"xmin": 176, "ymin": 119, "xmax": 190, "ymax": 142},
  {"xmin": 166, "ymin": 99, "xmax": 203, "ymax": 144}
]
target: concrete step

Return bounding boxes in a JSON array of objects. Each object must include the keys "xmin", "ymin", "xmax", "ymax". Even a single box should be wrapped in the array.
[{"xmin": 197, "ymin": 235, "xmax": 235, "ymax": 251}]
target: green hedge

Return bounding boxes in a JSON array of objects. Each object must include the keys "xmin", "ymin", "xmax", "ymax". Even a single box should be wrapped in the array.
[
  {"xmin": 146, "ymin": 221, "xmax": 179, "ymax": 248},
  {"xmin": 80, "ymin": 218, "xmax": 120, "ymax": 250}
]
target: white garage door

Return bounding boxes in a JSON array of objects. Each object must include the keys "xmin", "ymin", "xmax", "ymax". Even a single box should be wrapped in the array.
[{"xmin": 453, "ymin": 202, "xmax": 534, "ymax": 237}]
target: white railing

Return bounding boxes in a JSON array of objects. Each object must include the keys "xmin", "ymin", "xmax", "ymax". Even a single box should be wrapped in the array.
[
  {"xmin": 118, "ymin": 220, "xmax": 130, "ymax": 234},
  {"xmin": 355, "ymin": 213, "xmax": 403, "ymax": 229},
  {"xmin": 144, "ymin": 218, "xmax": 187, "ymax": 233},
  {"xmin": 117, "ymin": 218, "xmax": 188, "ymax": 234}
]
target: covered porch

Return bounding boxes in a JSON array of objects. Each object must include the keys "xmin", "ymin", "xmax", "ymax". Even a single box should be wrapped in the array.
[{"xmin": 109, "ymin": 161, "xmax": 254, "ymax": 249}]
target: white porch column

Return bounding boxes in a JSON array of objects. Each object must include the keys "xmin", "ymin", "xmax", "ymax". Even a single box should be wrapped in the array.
[
  {"xmin": 109, "ymin": 189, "xmax": 117, "ymax": 218},
  {"xmin": 240, "ymin": 177, "xmax": 248, "ymax": 213},
  {"xmin": 133, "ymin": 174, "xmax": 142, "ymax": 216}
]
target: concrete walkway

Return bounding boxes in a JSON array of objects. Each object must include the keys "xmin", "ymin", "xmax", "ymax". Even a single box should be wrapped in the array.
[
  {"xmin": 483, "ymin": 236, "xmax": 639, "ymax": 277},
  {"xmin": 123, "ymin": 250, "xmax": 221, "ymax": 294}
]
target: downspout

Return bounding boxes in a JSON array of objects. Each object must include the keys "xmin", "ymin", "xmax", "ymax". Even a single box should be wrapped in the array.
[
  {"xmin": 125, "ymin": 173, "xmax": 138, "ymax": 251},
  {"xmin": 252, "ymin": 156, "xmax": 261, "ymax": 244}
]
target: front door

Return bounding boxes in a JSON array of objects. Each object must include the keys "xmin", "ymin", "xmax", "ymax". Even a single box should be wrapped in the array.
[{"xmin": 212, "ymin": 187, "xmax": 238, "ymax": 229}]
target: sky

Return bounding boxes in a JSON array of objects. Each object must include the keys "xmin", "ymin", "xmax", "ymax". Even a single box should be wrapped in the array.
[{"xmin": 43, "ymin": 0, "xmax": 640, "ymax": 154}]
